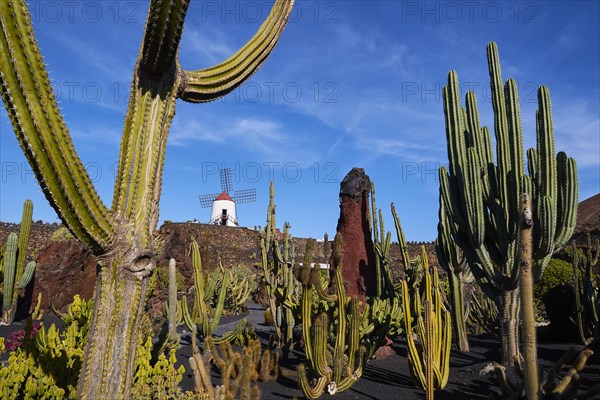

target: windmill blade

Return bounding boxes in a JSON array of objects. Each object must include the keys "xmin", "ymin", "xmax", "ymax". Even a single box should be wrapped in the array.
[
  {"xmin": 219, "ymin": 168, "xmax": 234, "ymax": 193},
  {"xmin": 199, "ymin": 193, "xmax": 220, "ymax": 208},
  {"xmin": 233, "ymin": 189, "xmax": 256, "ymax": 204}
]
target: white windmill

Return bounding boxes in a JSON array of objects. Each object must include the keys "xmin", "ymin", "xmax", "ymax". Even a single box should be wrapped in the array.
[{"xmin": 199, "ymin": 168, "xmax": 256, "ymax": 227}]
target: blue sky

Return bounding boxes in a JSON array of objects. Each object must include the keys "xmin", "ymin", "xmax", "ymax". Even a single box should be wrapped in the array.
[{"xmin": 1, "ymin": 0, "xmax": 599, "ymax": 241}]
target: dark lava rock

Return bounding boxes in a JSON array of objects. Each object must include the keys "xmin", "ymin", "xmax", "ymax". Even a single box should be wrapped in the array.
[
  {"xmin": 331, "ymin": 168, "xmax": 377, "ymax": 303},
  {"xmin": 31, "ymin": 240, "xmax": 97, "ymax": 313}
]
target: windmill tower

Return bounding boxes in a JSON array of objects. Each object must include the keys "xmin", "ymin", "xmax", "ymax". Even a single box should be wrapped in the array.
[{"xmin": 199, "ymin": 168, "xmax": 256, "ymax": 227}]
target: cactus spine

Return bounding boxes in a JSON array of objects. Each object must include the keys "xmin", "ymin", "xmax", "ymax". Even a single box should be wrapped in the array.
[
  {"xmin": 1, "ymin": 199, "xmax": 35, "ymax": 325},
  {"xmin": 438, "ymin": 42, "xmax": 578, "ymax": 365},
  {"xmin": 401, "ymin": 246, "xmax": 452, "ymax": 400},
  {"xmin": 0, "ymin": 0, "xmax": 293, "ymax": 395}
]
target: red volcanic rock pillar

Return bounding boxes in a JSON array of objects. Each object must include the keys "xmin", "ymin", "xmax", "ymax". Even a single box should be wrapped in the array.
[{"xmin": 331, "ymin": 168, "xmax": 376, "ymax": 304}]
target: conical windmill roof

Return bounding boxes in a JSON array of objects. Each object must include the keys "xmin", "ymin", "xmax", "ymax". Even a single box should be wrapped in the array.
[{"xmin": 215, "ymin": 191, "xmax": 235, "ymax": 202}]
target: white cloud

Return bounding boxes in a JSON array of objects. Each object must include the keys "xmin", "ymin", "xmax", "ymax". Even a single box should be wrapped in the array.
[
  {"xmin": 552, "ymin": 98, "xmax": 600, "ymax": 169},
  {"xmin": 182, "ymin": 27, "xmax": 236, "ymax": 66}
]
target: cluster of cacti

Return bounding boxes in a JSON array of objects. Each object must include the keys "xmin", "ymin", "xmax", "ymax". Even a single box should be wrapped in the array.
[
  {"xmin": 222, "ymin": 267, "xmax": 252, "ymax": 316},
  {"xmin": 0, "ymin": 296, "xmax": 92, "ymax": 399},
  {"xmin": 363, "ymin": 188, "xmax": 404, "ymax": 356},
  {"xmin": 488, "ymin": 347, "xmax": 600, "ymax": 399},
  {"xmin": 297, "ymin": 235, "xmax": 367, "ymax": 399},
  {"xmin": 573, "ymin": 232, "xmax": 600, "ymax": 346},
  {"xmin": 259, "ymin": 182, "xmax": 301, "ymax": 353},
  {"xmin": 187, "ymin": 336, "xmax": 277, "ymax": 399},
  {"xmin": 1, "ymin": 199, "xmax": 36, "ymax": 325},
  {"xmin": 436, "ymin": 191, "xmax": 473, "ymax": 352},
  {"xmin": 0, "ymin": 0, "xmax": 294, "ymax": 394},
  {"xmin": 438, "ymin": 42, "xmax": 578, "ymax": 365},
  {"xmin": 161, "ymin": 253, "xmax": 247, "ymax": 350},
  {"xmin": 400, "ymin": 246, "xmax": 452, "ymax": 400},
  {"xmin": 131, "ymin": 336, "xmax": 186, "ymax": 400},
  {"xmin": 180, "ymin": 238, "xmax": 248, "ymax": 344}
]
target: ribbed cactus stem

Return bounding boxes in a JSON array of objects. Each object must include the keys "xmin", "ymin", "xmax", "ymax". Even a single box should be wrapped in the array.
[
  {"xmin": 168, "ymin": 258, "xmax": 177, "ymax": 338},
  {"xmin": 519, "ymin": 193, "xmax": 539, "ymax": 400},
  {"xmin": 14, "ymin": 199, "xmax": 33, "ymax": 291},
  {"xmin": 436, "ymin": 191, "xmax": 471, "ymax": 352},
  {"xmin": 1, "ymin": 233, "xmax": 18, "ymax": 321},
  {"xmin": 17, "ymin": 261, "xmax": 36, "ymax": 289}
]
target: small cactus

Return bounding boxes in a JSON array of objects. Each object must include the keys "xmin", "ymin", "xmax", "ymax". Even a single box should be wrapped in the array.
[{"xmin": 1, "ymin": 199, "xmax": 35, "ymax": 325}]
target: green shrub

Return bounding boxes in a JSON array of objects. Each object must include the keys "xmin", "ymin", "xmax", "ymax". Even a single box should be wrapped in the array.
[
  {"xmin": 155, "ymin": 263, "xmax": 185, "ymax": 293},
  {"xmin": 534, "ymin": 258, "xmax": 573, "ymax": 300},
  {"xmin": 49, "ymin": 226, "xmax": 75, "ymax": 241}
]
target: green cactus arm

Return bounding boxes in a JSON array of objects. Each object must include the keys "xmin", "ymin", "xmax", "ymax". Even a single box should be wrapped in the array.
[
  {"xmin": 178, "ymin": 0, "xmax": 295, "ymax": 103},
  {"xmin": 1, "ymin": 233, "xmax": 18, "ymax": 312},
  {"xmin": 140, "ymin": 0, "xmax": 190, "ymax": 75},
  {"xmin": 168, "ymin": 258, "xmax": 178, "ymax": 337},
  {"xmin": 391, "ymin": 203, "xmax": 412, "ymax": 273},
  {"xmin": 16, "ymin": 261, "xmax": 35, "ymax": 289},
  {"xmin": 209, "ymin": 269, "xmax": 230, "ymax": 331},
  {"xmin": 14, "ymin": 200, "xmax": 32, "ymax": 290},
  {"xmin": 110, "ymin": 63, "xmax": 180, "ymax": 247},
  {"xmin": 312, "ymin": 313, "xmax": 331, "ymax": 377},
  {"xmin": 0, "ymin": 0, "xmax": 113, "ymax": 250},
  {"xmin": 181, "ymin": 295, "xmax": 197, "ymax": 333},
  {"xmin": 297, "ymin": 364, "xmax": 328, "ymax": 399},
  {"xmin": 553, "ymin": 152, "xmax": 578, "ymax": 249}
]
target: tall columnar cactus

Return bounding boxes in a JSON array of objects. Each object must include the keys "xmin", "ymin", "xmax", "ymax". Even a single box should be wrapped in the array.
[
  {"xmin": 436, "ymin": 193, "xmax": 472, "ymax": 352},
  {"xmin": 260, "ymin": 182, "xmax": 300, "ymax": 354},
  {"xmin": 0, "ymin": 0, "xmax": 294, "ymax": 396},
  {"xmin": 401, "ymin": 246, "xmax": 452, "ymax": 400},
  {"xmin": 1, "ymin": 199, "xmax": 36, "ymax": 325},
  {"xmin": 438, "ymin": 42, "xmax": 578, "ymax": 365}
]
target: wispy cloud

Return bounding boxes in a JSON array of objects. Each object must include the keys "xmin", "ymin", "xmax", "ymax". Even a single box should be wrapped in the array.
[
  {"xmin": 182, "ymin": 27, "xmax": 237, "ymax": 66},
  {"xmin": 553, "ymin": 98, "xmax": 600, "ymax": 169},
  {"xmin": 170, "ymin": 116, "xmax": 286, "ymax": 153}
]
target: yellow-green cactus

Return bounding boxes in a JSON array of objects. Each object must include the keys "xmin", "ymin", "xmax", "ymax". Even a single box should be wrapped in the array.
[
  {"xmin": 297, "ymin": 236, "xmax": 366, "ymax": 399},
  {"xmin": 401, "ymin": 247, "xmax": 452, "ymax": 400}
]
